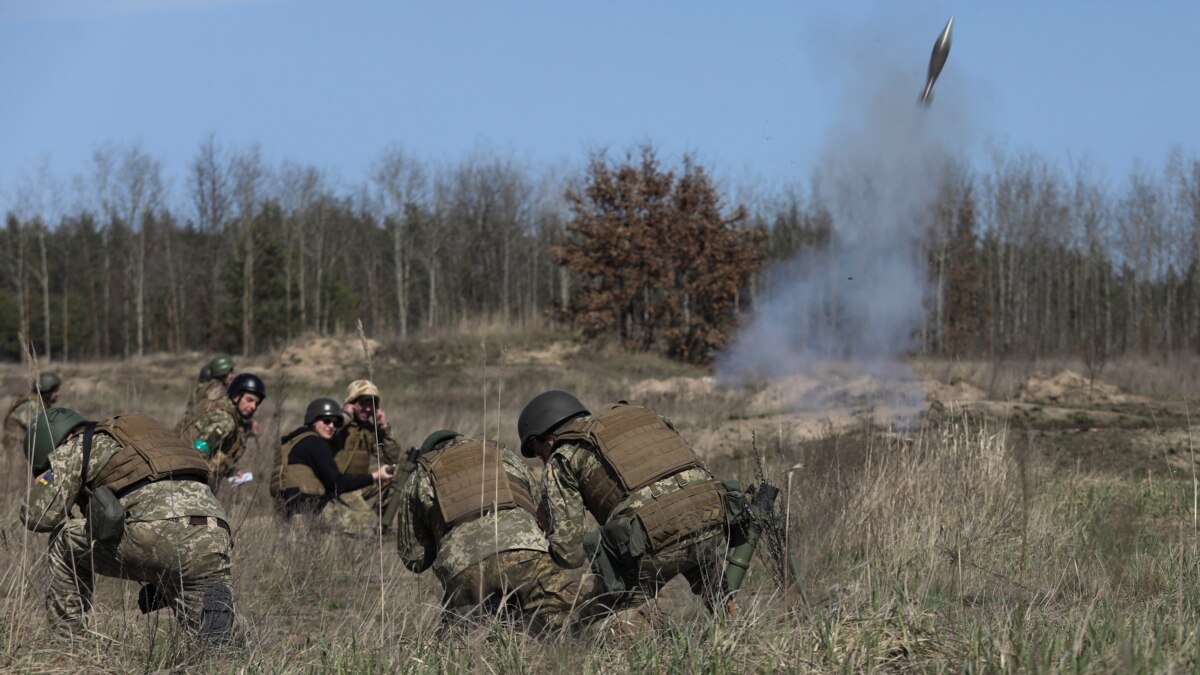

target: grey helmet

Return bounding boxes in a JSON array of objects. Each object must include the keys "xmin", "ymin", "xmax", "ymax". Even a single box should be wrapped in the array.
[
  {"xmin": 35, "ymin": 372, "xmax": 61, "ymax": 395},
  {"xmin": 517, "ymin": 390, "xmax": 588, "ymax": 458},
  {"xmin": 304, "ymin": 397, "xmax": 344, "ymax": 427},
  {"xmin": 24, "ymin": 407, "xmax": 87, "ymax": 475}
]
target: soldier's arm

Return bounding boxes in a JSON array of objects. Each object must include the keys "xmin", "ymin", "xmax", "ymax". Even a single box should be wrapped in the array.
[
  {"xmin": 542, "ymin": 447, "xmax": 590, "ymax": 568},
  {"xmin": 396, "ymin": 468, "xmax": 437, "ymax": 574},
  {"xmin": 377, "ymin": 429, "xmax": 404, "ymax": 464},
  {"xmin": 20, "ymin": 434, "xmax": 116, "ymax": 532}
]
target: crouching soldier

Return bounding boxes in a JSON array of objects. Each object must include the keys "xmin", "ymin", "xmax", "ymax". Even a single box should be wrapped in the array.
[
  {"xmin": 397, "ymin": 429, "xmax": 586, "ymax": 634},
  {"xmin": 5, "ymin": 372, "xmax": 63, "ymax": 454},
  {"xmin": 21, "ymin": 408, "xmax": 235, "ymax": 643},
  {"xmin": 518, "ymin": 391, "xmax": 733, "ymax": 617},
  {"xmin": 179, "ymin": 373, "xmax": 265, "ymax": 486}
]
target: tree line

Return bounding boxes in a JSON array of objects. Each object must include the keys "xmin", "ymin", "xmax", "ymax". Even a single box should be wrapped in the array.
[{"xmin": 2, "ymin": 138, "xmax": 1198, "ymax": 366}]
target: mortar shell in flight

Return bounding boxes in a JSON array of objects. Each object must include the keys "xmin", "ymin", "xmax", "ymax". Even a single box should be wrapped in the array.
[{"xmin": 920, "ymin": 17, "xmax": 953, "ymax": 107}]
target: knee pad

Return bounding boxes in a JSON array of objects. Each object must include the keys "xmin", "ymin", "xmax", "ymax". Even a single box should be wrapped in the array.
[{"xmin": 198, "ymin": 583, "xmax": 235, "ymax": 646}]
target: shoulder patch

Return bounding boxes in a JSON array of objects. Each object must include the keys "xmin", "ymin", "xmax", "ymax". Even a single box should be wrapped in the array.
[{"xmin": 36, "ymin": 468, "xmax": 54, "ymax": 486}]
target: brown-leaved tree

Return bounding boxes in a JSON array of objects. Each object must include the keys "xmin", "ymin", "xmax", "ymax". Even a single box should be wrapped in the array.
[{"xmin": 555, "ymin": 146, "xmax": 766, "ymax": 363}]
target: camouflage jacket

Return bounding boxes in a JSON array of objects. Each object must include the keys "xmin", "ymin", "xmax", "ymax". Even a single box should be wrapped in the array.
[
  {"xmin": 334, "ymin": 420, "xmax": 403, "ymax": 476},
  {"xmin": 540, "ymin": 439, "xmax": 715, "ymax": 568},
  {"xmin": 4, "ymin": 395, "xmax": 40, "ymax": 447},
  {"xmin": 178, "ymin": 397, "xmax": 248, "ymax": 478},
  {"xmin": 397, "ymin": 444, "xmax": 549, "ymax": 585},
  {"xmin": 21, "ymin": 430, "xmax": 227, "ymax": 532},
  {"xmin": 180, "ymin": 380, "xmax": 226, "ymax": 426}
]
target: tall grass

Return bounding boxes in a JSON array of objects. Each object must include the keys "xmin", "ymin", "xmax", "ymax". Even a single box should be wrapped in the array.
[{"xmin": 1, "ymin": 337, "xmax": 1197, "ymax": 672}]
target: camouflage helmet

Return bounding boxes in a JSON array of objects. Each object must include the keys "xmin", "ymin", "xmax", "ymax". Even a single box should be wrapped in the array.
[
  {"xmin": 228, "ymin": 373, "xmax": 266, "ymax": 401},
  {"xmin": 208, "ymin": 355, "xmax": 235, "ymax": 379},
  {"xmin": 304, "ymin": 397, "xmax": 344, "ymax": 427},
  {"xmin": 24, "ymin": 407, "xmax": 87, "ymax": 475},
  {"xmin": 34, "ymin": 372, "xmax": 61, "ymax": 395},
  {"xmin": 419, "ymin": 429, "xmax": 460, "ymax": 457},
  {"xmin": 517, "ymin": 390, "xmax": 588, "ymax": 458}
]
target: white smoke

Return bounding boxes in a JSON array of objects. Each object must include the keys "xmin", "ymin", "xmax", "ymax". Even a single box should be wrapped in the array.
[{"xmin": 717, "ymin": 23, "xmax": 969, "ymax": 411}]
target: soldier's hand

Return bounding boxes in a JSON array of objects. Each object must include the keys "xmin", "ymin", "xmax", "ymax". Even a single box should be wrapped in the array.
[
  {"xmin": 375, "ymin": 409, "xmax": 388, "ymax": 429},
  {"xmin": 372, "ymin": 465, "xmax": 395, "ymax": 483}
]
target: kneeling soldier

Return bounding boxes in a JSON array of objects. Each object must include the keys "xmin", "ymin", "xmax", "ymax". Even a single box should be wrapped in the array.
[
  {"xmin": 518, "ymin": 391, "xmax": 732, "ymax": 616},
  {"xmin": 397, "ymin": 429, "xmax": 584, "ymax": 633},
  {"xmin": 21, "ymin": 408, "xmax": 235, "ymax": 643}
]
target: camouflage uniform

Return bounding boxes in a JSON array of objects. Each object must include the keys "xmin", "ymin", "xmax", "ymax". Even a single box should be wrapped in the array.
[
  {"xmin": 334, "ymin": 420, "xmax": 405, "ymax": 515},
  {"xmin": 178, "ymin": 397, "xmax": 250, "ymax": 482},
  {"xmin": 21, "ymin": 430, "xmax": 233, "ymax": 634},
  {"xmin": 4, "ymin": 394, "xmax": 41, "ymax": 451},
  {"xmin": 541, "ymin": 418, "xmax": 728, "ymax": 613},
  {"xmin": 177, "ymin": 380, "xmax": 227, "ymax": 432},
  {"xmin": 397, "ymin": 440, "xmax": 584, "ymax": 632}
]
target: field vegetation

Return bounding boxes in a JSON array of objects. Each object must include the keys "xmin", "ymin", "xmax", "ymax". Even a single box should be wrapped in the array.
[{"xmin": 1, "ymin": 324, "xmax": 1198, "ymax": 672}]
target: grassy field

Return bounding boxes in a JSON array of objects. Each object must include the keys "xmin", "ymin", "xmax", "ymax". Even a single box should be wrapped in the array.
[{"xmin": 1, "ymin": 325, "xmax": 1198, "ymax": 673}]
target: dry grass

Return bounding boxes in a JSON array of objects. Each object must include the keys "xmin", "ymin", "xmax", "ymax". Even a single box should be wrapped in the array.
[{"xmin": 1, "ymin": 334, "xmax": 1198, "ymax": 672}]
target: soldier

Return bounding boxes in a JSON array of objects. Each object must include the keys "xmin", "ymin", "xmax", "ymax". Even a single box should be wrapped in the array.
[
  {"xmin": 177, "ymin": 355, "xmax": 236, "ymax": 431},
  {"xmin": 397, "ymin": 429, "xmax": 586, "ymax": 633},
  {"xmin": 517, "ymin": 391, "xmax": 731, "ymax": 616},
  {"xmin": 333, "ymin": 380, "xmax": 406, "ymax": 518},
  {"xmin": 20, "ymin": 408, "xmax": 235, "ymax": 642},
  {"xmin": 271, "ymin": 397, "xmax": 394, "ymax": 536},
  {"xmin": 179, "ymin": 373, "xmax": 265, "ymax": 485},
  {"xmin": 5, "ymin": 372, "xmax": 63, "ymax": 453}
]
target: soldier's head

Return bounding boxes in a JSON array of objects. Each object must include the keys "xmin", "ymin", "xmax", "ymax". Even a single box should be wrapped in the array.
[
  {"xmin": 24, "ymin": 407, "xmax": 87, "ymax": 475},
  {"xmin": 303, "ymin": 397, "xmax": 345, "ymax": 440},
  {"xmin": 517, "ymin": 390, "xmax": 588, "ymax": 460},
  {"xmin": 343, "ymin": 380, "xmax": 381, "ymax": 424},
  {"xmin": 418, "ymin": 429, "xmax": 460, "ymax": 457},
  {"xmin": 34, "ymin": 372, "xmax": 62, "ymax": 404},
  {"xmin": 227, "ymin": 373, "xmax": 266, "ymax": 420},
  {"xmin": 208, "ymin": 355, "xmax": 236, "ymax": 385},
  {"xmin": 198, "ymin": 365, "xmax": 212, "ymax": 383}
]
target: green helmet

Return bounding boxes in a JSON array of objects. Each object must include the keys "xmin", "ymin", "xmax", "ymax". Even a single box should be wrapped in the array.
[
  {"xmin": 419, "ymin": 429, "xmax": 460, "ymax": 457},
  {"xmin": 208, "ymin": 355, "xmax": 235, "ymax": 379},
  {"xmin": 34, "ymin": 372, "xmax": 61, "ymax": 394},
  {"xmin": 25, "ymin": 407, "xmax": 87, "ymax": 475},
  {"xmin": 304, "ymin": 397, "xmax": 344, "ymax": 427},
  {"xmin": 517, "ymin": 390, "xmax": 588, "ymax": 458}
]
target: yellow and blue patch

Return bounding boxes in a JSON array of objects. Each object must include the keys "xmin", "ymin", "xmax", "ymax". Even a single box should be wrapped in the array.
[{"xmin": 36, "ymin": 468, "xmax": 53, "ymax": 486}]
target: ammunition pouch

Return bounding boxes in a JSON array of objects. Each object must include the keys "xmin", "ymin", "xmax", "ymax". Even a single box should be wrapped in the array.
[
  {"xmin": 634, "ymin": 479, "xmax": 727, "ymax": 553},
  {"xmin": 86, "ymin": 485, "xmax": 126, "ymax": 544},
  {"xmin": 583, "ymin": 529, "xmax": 627, "ymax": 596}
]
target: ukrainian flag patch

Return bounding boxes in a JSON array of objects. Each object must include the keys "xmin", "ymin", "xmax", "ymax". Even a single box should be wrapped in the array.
[{"xmin": 36, "ymin": 468, "xmax": 53, "ymax": 486}]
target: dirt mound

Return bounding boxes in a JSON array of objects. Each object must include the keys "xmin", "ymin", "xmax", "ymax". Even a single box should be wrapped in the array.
[
  {"xmin": 925, "ymin": 380, "xmax": 988, "ymax": 408},
  {"xmin": 505, "ymin": 342, "xmax": 580, "ymax": 366},
  {"xmin": 1016, "ymin": 370, "xmax": 1139, "ymax": 406},
  {"xmin": 276, "ymin": 336, "xmax": 380, "ymax": 384},
  {"xmin": 746, "ymin": 372, "xmax": 925, "ymax": 417},
  {"xmin": 628, "ymin": 376, "xmax": 717, "ymax": 401}
]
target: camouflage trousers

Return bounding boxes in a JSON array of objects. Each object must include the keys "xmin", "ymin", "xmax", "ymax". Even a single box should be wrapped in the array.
[
  {"xmin": 315, "ymin": 500, "xmax": 381, "ymax": 538},
  {"xmin": 442, "ymin": 550, "xmax": 590, "ymax": 634},
  {"xmin": 588, "ymin": 524, "xmax": 728, "ymax": 616},
  {"xmin": 46, "ymin": 517, "xmax": 233, "ymax": 634}
]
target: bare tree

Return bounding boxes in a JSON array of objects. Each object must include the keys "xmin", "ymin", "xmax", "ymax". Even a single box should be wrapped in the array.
[{"xmin": 371, "ymin": 145, "xmax": 427, "ymax": 338}]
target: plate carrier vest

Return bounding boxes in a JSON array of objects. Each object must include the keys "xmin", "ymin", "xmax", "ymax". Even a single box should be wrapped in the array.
[
  {"xmin": 417, "ymin": 438, "xmax": 537, "ymax": 541},
  {"xmin": 82, "ymin": 414, "xmax": 210, "ymax": 500},
  {"xmin": 554, "ymin": 401, "xmax": 726, "ymax": 553},
  {"xmin": 271, "ymin": 429, "xmax": 327, "ymax": 497}
]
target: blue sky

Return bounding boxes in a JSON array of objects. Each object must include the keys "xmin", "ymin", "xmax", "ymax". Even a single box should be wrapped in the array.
[{"xmin": 1, "ymin": 0, "xmax": 1197, "ymax": 210}]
